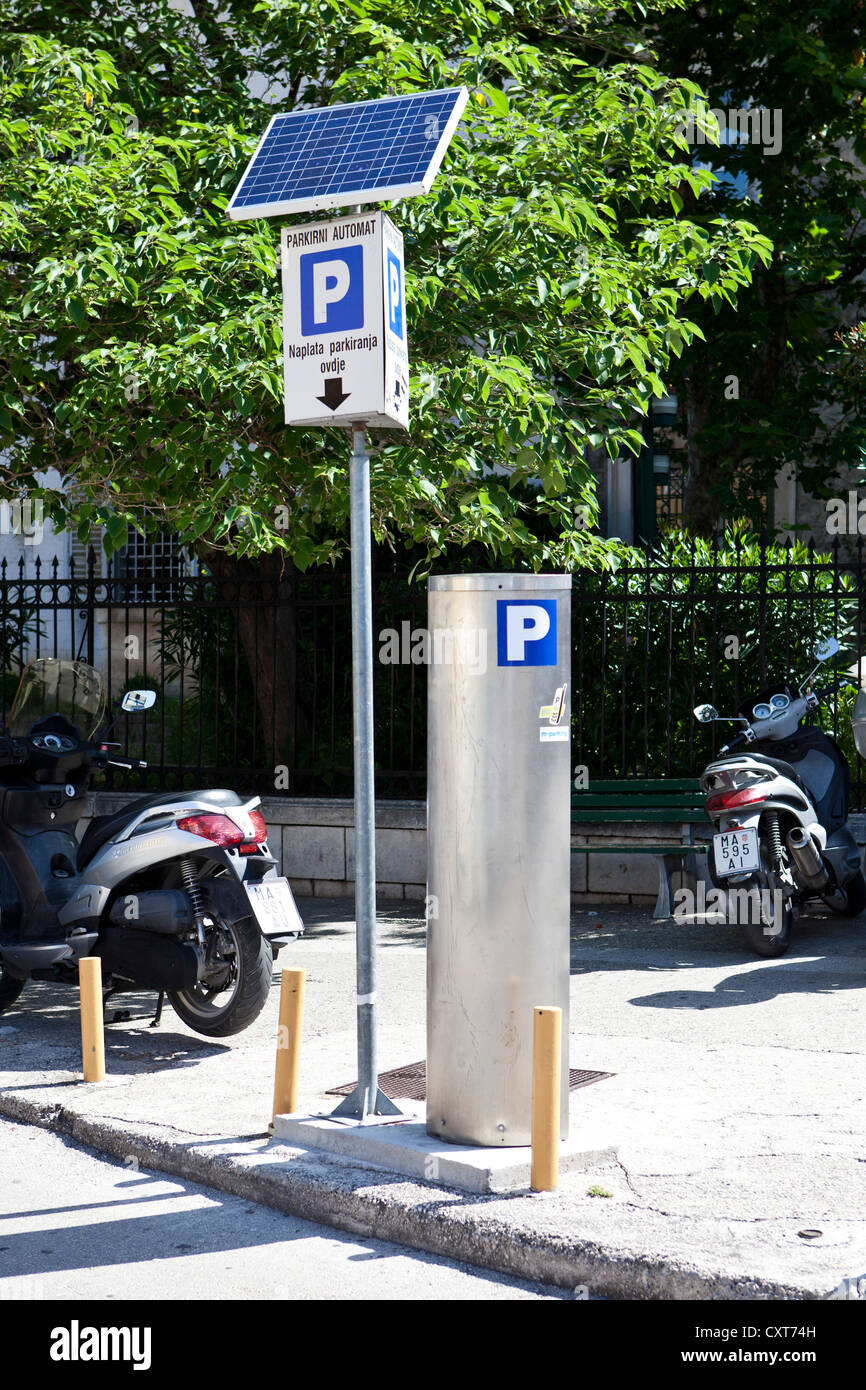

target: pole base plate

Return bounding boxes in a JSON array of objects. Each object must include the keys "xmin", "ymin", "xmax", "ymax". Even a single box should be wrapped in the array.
[{"xmin": 330, "ymin": 1085, "xmax": 403, "ymax": 1119}]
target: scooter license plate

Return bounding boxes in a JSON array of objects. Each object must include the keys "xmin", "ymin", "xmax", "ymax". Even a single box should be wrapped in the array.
[
  {"xmin": 713, "ymin": 828, "xmax": 760, "ymax": 876},
  {"xmin": 245, "ymin": 878, "xmax": 305, "ymax": 938}
]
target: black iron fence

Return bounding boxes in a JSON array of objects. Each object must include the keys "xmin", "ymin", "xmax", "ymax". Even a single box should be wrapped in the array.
[{"xmin": 1, "ymin": 539, "xmax": 864, "ymax": 808}]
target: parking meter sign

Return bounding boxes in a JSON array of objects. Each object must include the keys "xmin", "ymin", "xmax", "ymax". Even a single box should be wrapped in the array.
[
  {"xmin": 281, "ymin": 211, "xmax": 408, "ymax": 428},
  {"xmin": 300, "ymin": 246, "xmax": 365, "ymax": 335}
]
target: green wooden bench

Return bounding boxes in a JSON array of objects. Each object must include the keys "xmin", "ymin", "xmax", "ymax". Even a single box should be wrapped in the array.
[{"xmin": 571, "ymin": 778, "xmax": 711, "ymax": 919}]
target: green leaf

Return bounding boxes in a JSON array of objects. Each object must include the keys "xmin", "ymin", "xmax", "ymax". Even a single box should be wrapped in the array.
[{"xmin": 103, "ymin": 514, "xmax": 127, "ymax": 553}]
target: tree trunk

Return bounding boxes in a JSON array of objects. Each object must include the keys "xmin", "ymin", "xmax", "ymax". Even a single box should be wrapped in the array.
[
  {"xmin": 681, "ymin": 373, "xmax": 720, "ymax": 536},
  {"xmin": 198, "ymin": 548, "xmax": 300, "ymax": 780},
  {"xmin": 681, "ymin": 261, "xmax": 789, "ymax": 537}
]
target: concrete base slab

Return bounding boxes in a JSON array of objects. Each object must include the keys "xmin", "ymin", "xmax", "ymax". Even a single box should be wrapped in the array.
[{"xmin": 272, "ymin": 1100, "xmax": 618, "ymax": 1193}]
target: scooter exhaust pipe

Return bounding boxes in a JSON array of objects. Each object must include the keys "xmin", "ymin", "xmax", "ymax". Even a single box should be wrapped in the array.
[{"xmin": 786, "ymin": 826, "xmax": 829, "ymax": 891}]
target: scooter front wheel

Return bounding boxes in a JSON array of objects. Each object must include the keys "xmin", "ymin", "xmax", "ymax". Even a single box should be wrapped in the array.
[
  {"xmin": 830, "ymin": 869, "xmax": 866, "ymax": 918},
  {"xmin": 0, "ymin": 966, "xmax": 25, "ymax": 1014}
]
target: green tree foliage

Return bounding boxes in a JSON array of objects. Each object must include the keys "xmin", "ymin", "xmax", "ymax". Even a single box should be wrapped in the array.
[
  {"xmin": 0, "ymin": 0, "xmax": 770, "ymax": 570},
  {"xmin": 653, "ymin": 1, "xmax": 866, "ymax": 533}
]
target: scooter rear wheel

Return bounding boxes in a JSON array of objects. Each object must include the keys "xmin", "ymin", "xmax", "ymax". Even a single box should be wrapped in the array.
[
  {"xmin": 740, "ymin": 870, "xmax": 793, "ymax": 958},
  {"xmin": 0, "ymin": 966, "xmax": 25, "ymax": 1014},
  {"xmin": 168, "ymin": 907, "xmax": 272, "ymax": 1037}
]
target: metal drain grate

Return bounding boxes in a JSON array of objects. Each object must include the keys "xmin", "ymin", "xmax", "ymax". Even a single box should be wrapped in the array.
[
  {"xmin": 326, "ymin": 1061, "xmax": 613, "ymax": 1102},
  {"xmin": 568, "ymin": 1068, "xmax": 614, "ymax": 1090},
  {"xmin": 327, "ymin": 1061, "xmax": 427, "ymax": 1102}
]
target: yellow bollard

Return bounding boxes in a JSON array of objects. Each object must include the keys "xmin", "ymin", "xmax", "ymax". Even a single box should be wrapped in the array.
[
  {"xmin": 531, "ymin": 1005, "xmax": 562, "ymax": 1192},
  {"xmin": 272, "ymin": 967, "xmax": 305, "ymax": 1123},
  {"xmin": 79, "ymin": 957, "xmax": 105, "ymax": 1083}
]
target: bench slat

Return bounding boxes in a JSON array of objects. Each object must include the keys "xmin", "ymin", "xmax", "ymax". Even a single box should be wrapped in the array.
[
  {"xmin": 572, "ymin": 774, "xmax": 707, "ymax": 831},
  {"xmin": 572, "ymin": 808, "xmax": 709, "ymax": 823},
  {"xmin": 575, "ymin": 778, "xmax": 700, "ymax": 792},
  {"xmin": 572, "ymin": 800, "xmax": 708, "ymax": 811},
  {"xmin": 571, "ymin": 843, "xmax": 710, "ymax": 854}
]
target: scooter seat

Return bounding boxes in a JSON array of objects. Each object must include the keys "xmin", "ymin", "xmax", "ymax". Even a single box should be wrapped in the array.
[
  {"xmin": 77, "ymin": 789, "xmax": 245, "ymax": 869},
  {"xmin": 747, "ymin": 752, "xmax": 810, "ymax": 796}
]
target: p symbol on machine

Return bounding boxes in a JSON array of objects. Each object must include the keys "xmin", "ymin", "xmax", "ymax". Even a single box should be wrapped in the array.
[{"xmin": 496, "ymin": 599, "xmax": 558, "ymax": 667}]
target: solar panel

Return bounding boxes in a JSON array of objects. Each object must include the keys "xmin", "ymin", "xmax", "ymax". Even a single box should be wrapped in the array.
[{"xmin": 227, "ymin": 87, "xmax": 469, "ymax": 221}]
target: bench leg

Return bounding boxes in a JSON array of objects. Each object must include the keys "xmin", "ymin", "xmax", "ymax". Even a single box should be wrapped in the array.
[
  {"xmin": 653, "ymin": 851, "xmax": 710, "ymax": 919},
  {"xmin": 653, "ymin": 855, "xmax": 680, "ymax": 920},
  {"xmin": 684, "ymin": 851, "xmax": 705, "ymax": 889}
]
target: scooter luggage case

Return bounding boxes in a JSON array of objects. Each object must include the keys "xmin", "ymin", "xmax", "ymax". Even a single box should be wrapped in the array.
[
  {"xmin": 0, "ymin": 783, "xmax": 88, "ymax": 831},
  {"xmin": 97, "ymin": 927, "xmax": 200, "ymax": 992}
]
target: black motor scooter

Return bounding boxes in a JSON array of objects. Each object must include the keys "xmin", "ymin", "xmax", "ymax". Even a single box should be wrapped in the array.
[{"xmin": 0, "ymin": 658, "xmax": 302, "ymax": 1034}]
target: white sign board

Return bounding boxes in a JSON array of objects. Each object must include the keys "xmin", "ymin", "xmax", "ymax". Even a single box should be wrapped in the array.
[{"xmin": 281, "ymin": 211, "xmax": 408, "ymax": 429}]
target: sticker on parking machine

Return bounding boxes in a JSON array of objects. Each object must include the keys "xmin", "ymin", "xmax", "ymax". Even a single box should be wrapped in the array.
[{"xmin": 539, "ymin": 685, "xmax": 567, "ymax": 723}]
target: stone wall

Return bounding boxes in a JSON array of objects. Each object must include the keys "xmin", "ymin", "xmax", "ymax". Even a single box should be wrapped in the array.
[{"xmin": 85, "ymin": 794, "xmax": 866, "ymax": 907}]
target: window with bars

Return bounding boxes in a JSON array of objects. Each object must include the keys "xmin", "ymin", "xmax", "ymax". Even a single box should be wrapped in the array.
[
  {"xmin": 110, "ymin": 528, "xmax": 193, "ymax": 603},
  {"xmin": 655, "ymin": 457, "xmax": 685, "ymax": 525},
  {"xmin": 653, "ymin": 466, "xmax": 770, "ymax": 533},
  {"xmin": 69, "ymin": 533, "xmax": 103, "ymax": 577}
]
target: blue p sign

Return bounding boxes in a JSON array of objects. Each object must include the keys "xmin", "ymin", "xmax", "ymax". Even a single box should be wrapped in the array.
[
  {"xmin": 386, "ymin": 248, "xmax": 404, "ymax": 339},
  {"xmin": 300, "ymin": 246, "xmax": 364, "ymax": 336},
  {"xmin": 496, "ymin": 600, "xmax": 557, "ymax": 666}
]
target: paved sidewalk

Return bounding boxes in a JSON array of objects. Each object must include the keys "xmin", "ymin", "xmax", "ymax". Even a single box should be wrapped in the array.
[{"xmin": 1, "ymin": 899, "xmax": 865, "ymax": 1299}]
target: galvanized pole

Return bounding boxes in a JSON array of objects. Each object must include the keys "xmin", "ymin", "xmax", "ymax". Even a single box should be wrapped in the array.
[{"xmin": 331, "ymin": 425, "xmax": 400, "ymax": 1120}]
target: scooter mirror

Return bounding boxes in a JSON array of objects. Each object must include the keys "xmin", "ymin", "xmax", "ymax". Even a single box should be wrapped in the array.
[
  {"xmin": 693, "ymin": 704, "xmax": 718, "ymax": 723},
  {"xmin": 852, "ymin": 689, "xmax": 866, "ymax": 759},
  {"xmin": 814, "ymin": 637, "xmax": 840, "ymax": 662},
  {"xmin": 121, "ymin": 689, "xmax": 156, "ymax": 713}
]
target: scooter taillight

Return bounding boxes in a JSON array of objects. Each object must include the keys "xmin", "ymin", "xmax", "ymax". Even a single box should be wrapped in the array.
[
  {"xmin": 706, "ymin": 785, "xmax": 767, "ymax": 813},
  {"xmin": 176, "ymin": 813, "xmax": 245, "ymax": 846},
  {"xmin": 237, "ymin": 809, "xmax": 269, "ymax": 854}
]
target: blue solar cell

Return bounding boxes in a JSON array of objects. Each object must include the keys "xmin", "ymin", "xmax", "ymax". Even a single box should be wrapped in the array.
[{"xmin": 227, "ymin": 88, "xmax": 468, "ymax": 220}]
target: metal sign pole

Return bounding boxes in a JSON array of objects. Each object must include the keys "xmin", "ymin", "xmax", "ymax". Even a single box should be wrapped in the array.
[
  {"xmin": 227, "ymin": 93, "xmax": 469, "ymax": 1130},
  {"xmin": 331, "ymin": 425, "xmax": 401, "ymax": 1119}
]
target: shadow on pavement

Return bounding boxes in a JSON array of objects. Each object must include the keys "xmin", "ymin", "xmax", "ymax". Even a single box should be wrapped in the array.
[
  {"xmin": 0, "ymin": 981, "xmax": 229, "ymax": 1074},
  {"xmin": 630, "ymin": 955, "xmax": 866, "ymax": 1011},
  {"xmin": 296, "ymin": 897, "xmax": 426, "ymax": 947},
  {"xmin": 0, "ymin": 1131, "xmax": 568, "ymax": 1294}
]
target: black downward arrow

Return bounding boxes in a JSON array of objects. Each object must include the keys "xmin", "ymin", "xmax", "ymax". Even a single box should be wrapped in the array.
[{"xmin": 316, "ymin": 377, "xmax": 351, "ymax": 411}]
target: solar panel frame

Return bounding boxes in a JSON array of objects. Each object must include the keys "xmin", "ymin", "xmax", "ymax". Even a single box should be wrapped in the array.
[{"xmin": 226, "ymin": 87, "xmax": 469, "ymax": 221}]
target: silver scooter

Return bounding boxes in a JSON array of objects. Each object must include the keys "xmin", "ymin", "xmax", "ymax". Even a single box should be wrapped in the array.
[
  {"xmin": 0, "ymin": 658, "xmax": 303, "ymax": 1034},
  {"xmin": 693, "ymin": 638, "xmax": 866, "ymax": 957}
]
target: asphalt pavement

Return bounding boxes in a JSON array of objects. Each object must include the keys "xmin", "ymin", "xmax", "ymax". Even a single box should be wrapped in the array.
[{"xmin": 0, "ymin": 1119, "xmax": 567, "ymax": 1300}]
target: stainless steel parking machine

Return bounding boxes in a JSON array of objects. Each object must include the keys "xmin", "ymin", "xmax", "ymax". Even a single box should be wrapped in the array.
[{"xmin": 426, "ymin": 574, "xmax": 572, "ymax": 1146}]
